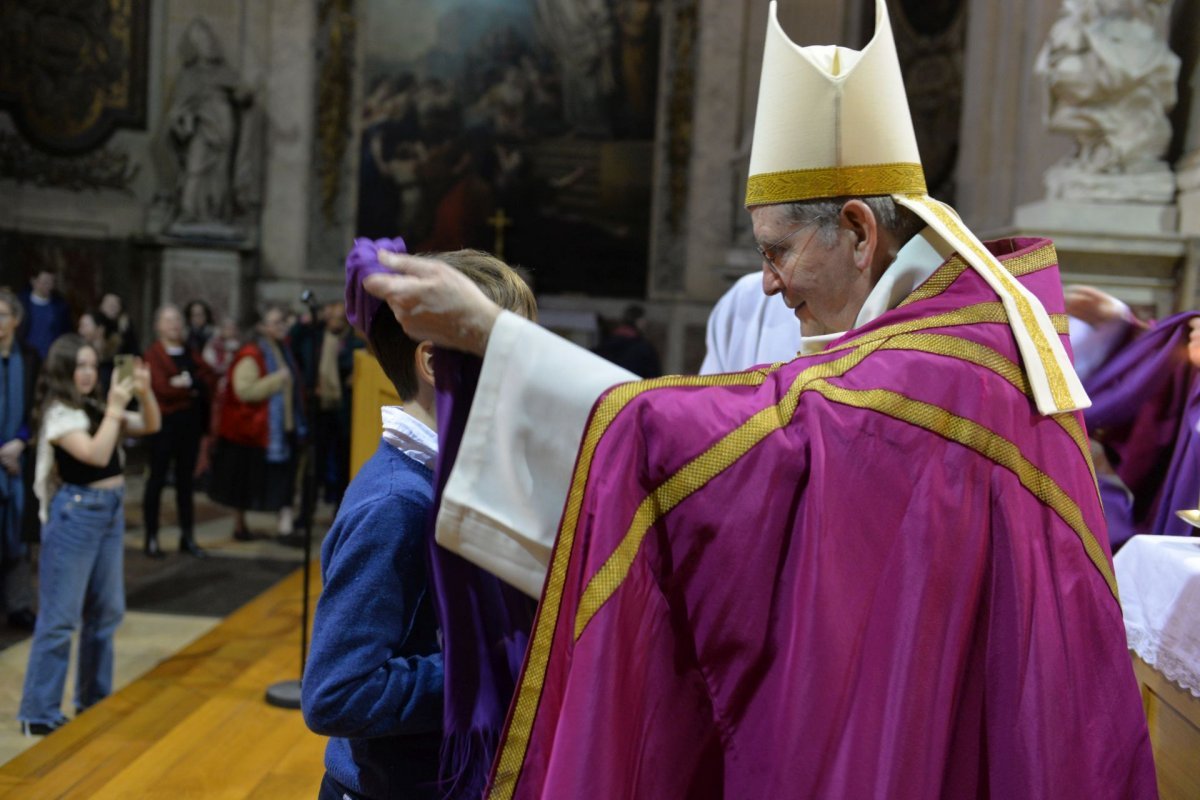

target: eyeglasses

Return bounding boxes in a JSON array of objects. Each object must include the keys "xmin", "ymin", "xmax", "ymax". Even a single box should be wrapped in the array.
[{"xmin": 755, "ymin": 221, "xmax": 819, "ymax": 280}]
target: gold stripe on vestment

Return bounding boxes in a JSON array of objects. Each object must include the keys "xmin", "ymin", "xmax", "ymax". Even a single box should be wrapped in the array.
[
  {"xmin": 900, "ymin": 195, "xmax": 1075, "ymax": 411},
  {"xmin": 807, "ymin": 382, "xmax": 1117, "ymax": 599},
  {"xmin": 874, "ymin": 333, "xmax": 1097, "ymax": 489},
  {"xmin": 572, "ymin": 332, "xmax": 1109, "ymax": 641},
  {"xmin": 900, "ymin": 242, "xmax": 1059, "ymax": 307},
  {"xmin": 822, "ymin": 302, "xmax": 1069, "ymax": 356},
  {"xmin": 487, "ymin": 366, "xmax": 781, "ymax": 800},
  {"xmin": 573, "ymin": 342, "xmax": 888, "ymax": 640},
  {"xmin": 744, "ymin": 162, "xmax": 927, "ymax": 206}
]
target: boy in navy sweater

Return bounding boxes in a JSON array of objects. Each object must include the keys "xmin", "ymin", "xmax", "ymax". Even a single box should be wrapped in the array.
[{"xmin": 302, "ymin": 248, "xmax": 536, "ymax": 800}]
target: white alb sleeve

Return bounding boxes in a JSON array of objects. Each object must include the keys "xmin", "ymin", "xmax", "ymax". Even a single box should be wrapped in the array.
[{"xmin": 435, "ymin": 311, "xmax": 637, "ymax": 598}]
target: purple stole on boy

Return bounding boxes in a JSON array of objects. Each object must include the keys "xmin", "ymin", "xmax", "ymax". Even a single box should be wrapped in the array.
[{"xmin": 484, "ymin": 238, "xmax": 1156, "ymax": 799}]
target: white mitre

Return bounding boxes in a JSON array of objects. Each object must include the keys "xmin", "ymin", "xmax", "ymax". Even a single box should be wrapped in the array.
[{"xmin": 746, "ymin": 0, "xmax": 1089, "ymax": 416}]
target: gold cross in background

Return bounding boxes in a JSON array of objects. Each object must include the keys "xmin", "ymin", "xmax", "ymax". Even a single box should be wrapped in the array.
[{"xmin": 487, "ymin": 208, "xmax": 513, "ymax": 260}]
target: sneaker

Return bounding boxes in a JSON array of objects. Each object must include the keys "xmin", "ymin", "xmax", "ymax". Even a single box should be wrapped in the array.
[{"xmin": 20, "ymin": 718, "xmax": 67, "ymax": 737}]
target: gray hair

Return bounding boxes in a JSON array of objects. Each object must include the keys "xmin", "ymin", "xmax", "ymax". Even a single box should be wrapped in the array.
[{"xmin": 780, "ymin": 195, "xmax": 924, "ymax": 248}]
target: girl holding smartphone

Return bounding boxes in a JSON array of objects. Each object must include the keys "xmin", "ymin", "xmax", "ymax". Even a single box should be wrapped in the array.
[{"xmin": 17, "ymin": 334, "xmax": 160, "ymax": 736}]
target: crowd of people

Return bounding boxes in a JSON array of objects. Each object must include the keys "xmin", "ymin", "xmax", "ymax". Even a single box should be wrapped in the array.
[{"xmin": 0, "ymin": 269, "xmax": 364, "ymax": 737}]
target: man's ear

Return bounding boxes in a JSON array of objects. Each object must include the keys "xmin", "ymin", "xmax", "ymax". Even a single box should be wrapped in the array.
[
  {"xmin": 415, "ymin": 340, "xmax": 436, "ymax": 386},
  {"xmin": 840, "ymin": 199, "xmax": 879, "ymax": 273}
]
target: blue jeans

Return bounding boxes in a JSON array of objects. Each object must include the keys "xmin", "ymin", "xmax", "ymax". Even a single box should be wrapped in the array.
[{"xmin": 19, "ymin": 484, "xmax": 125, "ymax": 724}]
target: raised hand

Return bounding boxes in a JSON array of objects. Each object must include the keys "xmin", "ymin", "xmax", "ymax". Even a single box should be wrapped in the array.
[
  {"xmin": 364, "ymin": 251, "xmax": 500, "ymax": 356},
  {"xmin": 107, "ymin": 375, "xmax": 135, "ymax": 414},
  {"xmin": 1063, "ymin": 285, "xmax": 1128, "ymax": 327},
  {"xmin": 132, "ymin": 359, "xmax": 152, "ymax": 396}
]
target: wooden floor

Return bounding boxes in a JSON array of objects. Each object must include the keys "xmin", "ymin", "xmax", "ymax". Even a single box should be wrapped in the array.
[{"xmin": 0, "ymin": 568, "xmax": 328, "ymax": 799}]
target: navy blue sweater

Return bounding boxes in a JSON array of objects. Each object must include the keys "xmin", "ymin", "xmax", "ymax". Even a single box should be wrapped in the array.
[{"xmin": 302, "ymin": 440, "xmax": 444, "ymax": 799}]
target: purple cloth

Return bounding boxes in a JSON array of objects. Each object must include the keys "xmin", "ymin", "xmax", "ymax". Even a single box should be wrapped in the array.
[
  {"xmin": 489, "ymin": 238, "xmax": 1155, "ymax": 798},
  {"xmin": 1084, "ymin": 312, "xmax": 1200, "ymax": 537},
  {"xmin": 344, "ymin": 237, "xmax": 407, "ymax": 332},
  {"xmin": 430, "ymin": 348, "xmax": 535, "ymax": 798}
]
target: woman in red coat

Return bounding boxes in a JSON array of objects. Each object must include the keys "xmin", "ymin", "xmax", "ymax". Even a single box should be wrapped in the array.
[{"xmin": 142, "ymin": 305, "xmax": 218, "ymax": 557}]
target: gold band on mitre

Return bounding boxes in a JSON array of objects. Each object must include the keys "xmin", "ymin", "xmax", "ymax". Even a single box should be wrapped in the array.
[
  {"xmin": 745, "ymin": 163, "xmax": 927, "ymax": 207},
  {"xmin": 743, "ymin": 0, "xmax": 1090, "ymax": 415}
]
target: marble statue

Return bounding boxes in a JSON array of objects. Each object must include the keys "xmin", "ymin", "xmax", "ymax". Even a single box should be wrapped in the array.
[
  {"xmin": 1035, "ymin": 0, "xmax": 1180, "ymax": 203},
  {"xmin": 161, "ymin": 18, "xmax": 262, "ymax": 238}
]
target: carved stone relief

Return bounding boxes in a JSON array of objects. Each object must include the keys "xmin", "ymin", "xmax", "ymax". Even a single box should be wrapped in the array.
[
  {"xmin": 0, "ymin": 130, "xmax": 138, "ymax": 192},
  {"xmin": 0, "ymin": 0, "xmax": 149, "ymax": 154},
  {"xmin": 1035, "ymin": 0, "xmax": 1180, "ymax": 203}
]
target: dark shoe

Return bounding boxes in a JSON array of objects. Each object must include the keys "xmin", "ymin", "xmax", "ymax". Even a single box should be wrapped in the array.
[
  {"xmin": 20, "ymin": 718, "xmax": 66, "ymax": 737},
  {"xmin": 143, "ymin": 535, "xmax": 165, "ymax": 559},
  {"xmin": 180, "ymin": 535, "xmax": 208, "ymax": 558},
  {"xmin": 6, "ymin": 608, "xmax": 36, "ymax": 631},
  {"xmin": 232, "ymin": 526, "xmax": 258, "ymax": 541}
]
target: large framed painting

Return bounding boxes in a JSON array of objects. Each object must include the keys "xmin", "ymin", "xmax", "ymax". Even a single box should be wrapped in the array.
[
  {"xmin": 0, "ymin": 1, "xmax": 150, "ymax": 154},
  {"xmin": 355, "ymin": 0, "xmax": 659, "ymax": 297}
]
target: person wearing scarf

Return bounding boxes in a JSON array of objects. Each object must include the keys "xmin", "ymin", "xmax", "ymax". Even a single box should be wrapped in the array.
[
  {"xmin": 207, "ymin": 305, "xmax": 306, "ymax": 540},
  {"xmin": 0, "ymin": 289, "xmax": 39, "ymax": 631},
  {"xmin": 302, "ymin": 240, "xmax": 536, "ymax": 800}
]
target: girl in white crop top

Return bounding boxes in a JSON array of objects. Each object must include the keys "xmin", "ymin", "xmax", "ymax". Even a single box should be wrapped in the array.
[{"xmin": 17, "ymin": 334, "xmax": 160, "ymax": 736}]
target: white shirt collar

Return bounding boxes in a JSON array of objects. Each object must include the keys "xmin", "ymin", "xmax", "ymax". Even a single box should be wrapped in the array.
[
  {"xmin": 381, "ymin": 405, "xmax": 438, "ymax": 467},
  {"xmin": 800, "ymin": 226, "xmax": 952, "ymax": 355}
]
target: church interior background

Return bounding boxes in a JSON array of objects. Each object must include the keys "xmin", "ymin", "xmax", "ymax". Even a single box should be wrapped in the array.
[{"xmin": 1, "ymin": 0, "xmax": 1198, "ymax": 371}]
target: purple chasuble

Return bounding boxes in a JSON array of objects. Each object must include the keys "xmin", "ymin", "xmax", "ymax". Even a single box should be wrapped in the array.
[
  {"xmin": 1084, "ymin": 312, "xmax": 1200, "ymax": 539},
  {"xmin": 485, "ymin": 238, "xmax": 1156, "ymax": 799}
]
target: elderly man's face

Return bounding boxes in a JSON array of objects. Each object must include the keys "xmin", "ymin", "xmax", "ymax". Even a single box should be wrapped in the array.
[{"xmin": 751, "ymin": 204, "xmax": 861, "ymax": 337}]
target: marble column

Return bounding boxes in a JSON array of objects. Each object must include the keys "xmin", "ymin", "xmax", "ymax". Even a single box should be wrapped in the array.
[
  {"xmin": 955, "ymin": 0, "xmax": 1072, "ymax": 233},
  {"xmin": 257, "ymin": 0, "xmax": 319, "ymax": 302}
]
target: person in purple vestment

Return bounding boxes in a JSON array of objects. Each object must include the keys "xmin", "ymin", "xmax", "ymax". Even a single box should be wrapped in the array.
[
  {"xmin": 1067, "ymin": 284, "xmax": 1200, "ymax": 544},
  {"xmin": 351, "ymin": 2, "xmax": 1156, "ymax": 798}
]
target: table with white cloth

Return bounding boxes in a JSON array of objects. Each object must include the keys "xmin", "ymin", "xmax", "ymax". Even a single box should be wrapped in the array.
[{"xmin": 1115, "ymin": 534, "xmax": 1200, "ymax": 800}]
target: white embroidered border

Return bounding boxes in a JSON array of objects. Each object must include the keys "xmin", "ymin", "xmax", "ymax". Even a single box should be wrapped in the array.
[{"xmin": 1126, "ymin": 622, "xmax": 1200, "ymax": 698}]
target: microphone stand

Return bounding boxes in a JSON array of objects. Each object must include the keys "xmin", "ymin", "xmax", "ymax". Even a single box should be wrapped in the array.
[{"xmin": 266, "ymin": 292, "xmax": 321, "ymax": 709}]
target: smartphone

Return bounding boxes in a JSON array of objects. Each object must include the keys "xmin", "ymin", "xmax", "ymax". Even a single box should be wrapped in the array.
[{"xmin": 114, "ymin": 354, "xmax": 135, "ymax": 385}]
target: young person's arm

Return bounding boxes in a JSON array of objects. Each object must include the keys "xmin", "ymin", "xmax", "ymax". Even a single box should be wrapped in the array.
[
  {"xmin": 231, "ymin": 354, "xmax": 289, "ymax": 402},
  {"xmin": 302, "ymin": 490, "xmax": 444, "ymax": 738},
  {"xmin": 53, "ymin": 379, "xmax": 133, "ymax": 466}
]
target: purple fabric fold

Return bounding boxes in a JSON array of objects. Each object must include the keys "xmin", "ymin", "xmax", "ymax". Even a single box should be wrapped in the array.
[
  {"xmin": 429, "ymin": 347, "xmax": 535, "ymax": 798},
  {"xmin": 344, "ymin": 236, "xmax": 407, "ymax": 332},
  {"xmin": 1084, "ymin": 311, "xmax": 1200, "ymax": 537}
]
